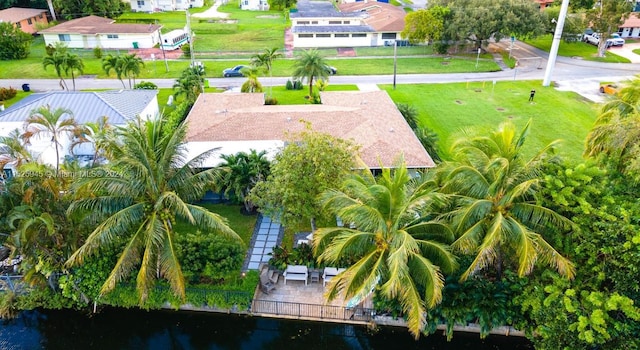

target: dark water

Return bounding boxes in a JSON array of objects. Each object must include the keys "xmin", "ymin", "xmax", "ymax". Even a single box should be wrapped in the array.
[{"xmin": 0, "ymin": 308, "xmax": 533, "ymax": 350}]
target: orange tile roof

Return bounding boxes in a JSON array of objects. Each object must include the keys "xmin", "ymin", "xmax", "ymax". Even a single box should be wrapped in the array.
[
  {"xmin": 621, "ymin": 13, "xmax": 640, "ymax": 28},
  {"xmin": 39, "ymin": 15, "xmax": 161, "ymax": 34},
  {"xmin": 185, "ymin": 91, "xmax": 435, "ymax": 169},
  {"xmin": 0, "ymin": 7, "xmax": 47, "ymax": 23},
  {"xmin": 338, "ymin": 1, "xmax": 406, "ymax": 32}
]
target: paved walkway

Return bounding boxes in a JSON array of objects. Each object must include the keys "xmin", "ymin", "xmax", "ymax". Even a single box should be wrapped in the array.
[
  {"xmin": 191, "ymin": 0, "xmax": 229, "ymax": 18},
  {"xmin": 243, "ymin": 215, "xmax": 283, "ymax": 271}
]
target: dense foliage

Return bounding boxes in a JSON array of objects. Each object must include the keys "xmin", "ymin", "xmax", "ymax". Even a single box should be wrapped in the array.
[{"xmin": 0, "ymin": 22, "xmax": 33, "ymax": 60}]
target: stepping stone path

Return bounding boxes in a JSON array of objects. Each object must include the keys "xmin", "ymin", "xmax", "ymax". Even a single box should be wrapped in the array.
[{"xmin": 243, "ymin": 215, "xmax": 283, "ymax": 271}]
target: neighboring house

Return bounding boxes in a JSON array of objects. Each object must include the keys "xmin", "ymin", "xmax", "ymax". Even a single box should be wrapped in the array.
[
  {"xmin": 0, "ymin": 7, "xmax": 49, "ymax": 34},
  {"xmin": 0, "ymin": 90, "xmax": 159, "ymax": 170},
  {"xmin": 39, "ymin": 15, "xmax": 162, "ymax": 49},
  {"xmin": 184, "ymin": 90, "xmax": 435, "ymax": 172},
  {"xmin": 291, "ymin": 0, "xmax": 406, "ymax": 48},
  {"xmin": 240, "ymin": 0, "xmax": 269, "ymax": 11},
  {"xmin": 532, "ymin": 0, "xmax": 554, "ymax": 10},
  {"xmin": 130, "ymin": 0, "xmax": 204, "ymax": 12},
  {"xmin": 619, "ymin": 13, "xmax": 640, "ymax": 38}
]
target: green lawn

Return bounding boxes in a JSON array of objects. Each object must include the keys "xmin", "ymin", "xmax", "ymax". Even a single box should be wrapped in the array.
[
  {"xmin": 383, "ymin": 81, "xmax": 598, "ymax": 162},
  {"xmin": 173, "ymin": 203, "xmax": 257, "ymax": 246},
  {"xmin": 1, "ymin": 91, "xmax": 32, "ymax": 108},
  {"xmin": 526, "ymin": 35, "xmax": 630, "ymax": 63},
  {"xmin": 269, "ymin": 84, "xmax": 359, "ymax": 104}
]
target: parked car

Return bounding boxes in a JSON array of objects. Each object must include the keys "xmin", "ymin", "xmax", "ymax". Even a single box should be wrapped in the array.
[
  {"xmin": 609, "ymin": 33, "xmax": 625, "ymax": 46},
  {"xmin": 582, "ymin": 32, "xmax": 624, "ymax": 47},
  {"xmin": 222, "ymin": 65, "xmax": 248, "ymax": 77},
  {"xmin": 599, "ymin": 82, "xmax": 619, "ymax": 95},
  {"xmin": 325, "ymin": 65, "xmax": 337, "ymax": 75}
]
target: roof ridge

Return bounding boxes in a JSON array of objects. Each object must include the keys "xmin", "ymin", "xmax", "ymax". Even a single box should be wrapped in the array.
[{"xmin": 93, "ymin": 91, "xmax": 133, "ymax": 120}]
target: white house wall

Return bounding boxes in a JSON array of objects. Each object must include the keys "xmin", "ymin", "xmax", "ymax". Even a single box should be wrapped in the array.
[
  {"xmin": 130, "ymin": 0, "xmax": 156, "ymax": 12},
  {"xmin": 294, "ymin": 32, "xmax": 372, "ymax": 48},
  {"xmin": 43, "ymin": 32, "xmax": 159, "ymax": 49},
  {"xmin": 139, "ymin": 96, "xmax": 160, "ymax": 120},
  {"xmin": 157, "ymin": 0, "xmax": 176, "ymax": 11},
  {"xmin": 240, "ymin": 0, "xmax": 269, "ymax": 11}
]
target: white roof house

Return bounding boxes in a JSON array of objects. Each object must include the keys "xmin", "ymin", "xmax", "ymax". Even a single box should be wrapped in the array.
[
  {"xmin": 38, "ymin": 15, "xmax": 162, "ymax": 49},
  {"xmin": 240, "ymin": 0, "xmax": 269, "ymax": 11},
  {"xmin": 184, "ymin": 90, "xmax": 434, "ymax": 171},
  {"xmin": 0, "ymin": 90, "xmax": 159, "ymax": 170},
  {"xmin": 291, "ymin": 0, "xmax": 406, "ymax": 48},
  {"xmin": 130, "ymin": 0, "xmax": 204, "ymax": 12}
]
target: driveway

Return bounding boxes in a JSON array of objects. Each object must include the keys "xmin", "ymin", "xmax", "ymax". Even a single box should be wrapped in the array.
[{"xmin": 607, "ymin": 42, "xmax": 640, "ymax": 63}]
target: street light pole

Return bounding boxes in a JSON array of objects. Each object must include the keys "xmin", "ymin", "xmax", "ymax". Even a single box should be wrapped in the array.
[
  {"xmin": 475, "ymin": 47, "xmax": 481, "ymax": 69},
  {"xmin": 543, "ymin": 0, "xmax": 570, "ymax": 86}
]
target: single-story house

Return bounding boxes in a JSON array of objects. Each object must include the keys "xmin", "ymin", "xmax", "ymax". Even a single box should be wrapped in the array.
[
  {"xmin": 130, "ymin": 0, "xmax": 204, "ymax": 12},
  {"xmin": 39, "ymin": 15, "xmax": 162, "ymax": 49},
  {"xmin": 0, "ymin": 90, "xmax": 159, "ymax": 170},
  {"xmin": 0, "ymin": 7, "xmax": 49, "ymax": 34},
  {"xmin": 240, "ymin": 0, "xmax": 269, "ymax": 11},
  {"xmin": 291, "ymin": 0, "xmax": 406, "ymax": 48},
  {"xmin": 619, "ymin": 13, "xmax": 640, "ymax": 38},
  {"xmin": 184, "ymin": 90, "xmax": 435, "ymax": 172}
]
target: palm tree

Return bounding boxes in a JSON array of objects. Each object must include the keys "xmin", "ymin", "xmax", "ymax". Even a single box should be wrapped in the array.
[
  {"xmin": 173, "ymin": 66, "xmax": 204, "ymax": 102},
  {"xmin": 66, "ymin": 117, "xmax": 241, "ymax": 302},
  {"xmin": 119, "ymin": 54, "xmax": 145, "ymax": 89},
  {"xmin": 291, "ymin": 49, "xmax": 330, "ymax": 97},
  {"xmin": 313, "ymin": 159, "xmax": 457, "ymax": 339},
  {"xmin": 251, "ymin": 48, "xmax": 282, "ymax": 97},
  {"xmin": 585, "ymin": 76, "xmax": 640, "ymax": 176},
  {"xmin": 70, "ymin": 116, "xmax": 114, "ymax": 167},
  {"xmin": 439, "ymin": 120, "xmax": 575, "ymax": 281},
  {"xmin": 0, "ymin": 129, "xmax": 32, "ymax": 170},
  {"xmin": 217, "ymin": 150, "xmax": 270, "ymax": 214},
  {"xmin": 240, "ymin": 66, "xmax": 263, "ymax": 93},
  {"xmin": 102, "ymin": 54, "xmax": 126, "ymax": 89},
  {"xmin": 21, "ymin": 105, "xmax": 79, "ymax": 173},
  {"xmin": 63, "ymin": 54, "xmax": 84, "ymax": 91},
  {"xmin": 43, "ymin": 51, "xmax": 68, "ymax": 91}
]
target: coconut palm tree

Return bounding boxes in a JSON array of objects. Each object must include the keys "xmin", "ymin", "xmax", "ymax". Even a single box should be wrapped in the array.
[
  {"xmin": 585, "ymin": 76, "xmax": 640, "ymax": 176},
  {"xmin": 173, "ymin": 66, "xmax": 205, "ymax": 102},
  {"xmin": 0, "ymin": 129, "xmax": 32, "ymax": 170},
  {"xmin": 43, "ymin": 51, "xmax": 68, "ymax": 91},
  {"xmin": 66, "ymin": 117, "xmax": 240, "ymax": 302},
  {"xmin": 439, "ymin": 120, "xmax": 575, "ymax": 281},
  {"xmin": 251, "ymin": 48, "xmax": 282, "ymax": 97},
  {"xmin": 63, "ymin": 53, "xmax": 84, "ymax": 91},
  {"xmin": 291, "ymin": 49, "xmax": 330, "ymax": 97},
  {"xmin": 70, "ymin": 116, "xmax": 114, "ymax": 167},
  {"xmin": 119, "ymin": 54, "xmax": 145, "ymax": 89},
  {"xmin": 102, "ymin": 54, "xmax": 126, "ymax": 89},
  {"xmin": 21, "ymin": 105, "xmax": 79, "ymax": 173},
  {"xmin": 240, "ymin": 66, "xmax": 263, "ymax": 93},
  {"xmin": 313, "ymin": 159, "xmax": 457, "ymax": 339}
]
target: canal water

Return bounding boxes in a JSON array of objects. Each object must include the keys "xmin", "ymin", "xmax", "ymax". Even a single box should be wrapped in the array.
[{"xmin": 0, "ymin": 308, "xmax": 533, "ymax": 349}]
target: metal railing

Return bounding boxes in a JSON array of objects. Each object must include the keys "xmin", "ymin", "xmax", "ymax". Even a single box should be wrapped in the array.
[{"xmin": 252, "ymin": 299, "xmax": 375, "ymax": 323}]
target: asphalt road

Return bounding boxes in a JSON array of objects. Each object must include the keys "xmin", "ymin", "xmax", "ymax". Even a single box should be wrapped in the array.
[{"xmin": 1, "ymin": 41, "xmax": 638, "ymax": 102}]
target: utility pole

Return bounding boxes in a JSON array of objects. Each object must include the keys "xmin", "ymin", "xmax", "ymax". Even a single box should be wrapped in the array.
[
  {"xmin": 157, "ymin": 21, "xmax": 169, "ymax": 72},
  {"xmin": 187, "ymin": 9, "xmax": 195, "ymax": 66},
  {"xmin": 542, "ymin": 0, "xmax": 570, "ymax": 86},
  {"xmin": 393, "ymin": 40, "xmax": 397, "ymax": 89}
]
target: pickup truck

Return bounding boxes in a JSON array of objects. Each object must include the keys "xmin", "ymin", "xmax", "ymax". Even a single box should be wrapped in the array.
[{"xmin": 583, "ymin": 33, "xmax": 625, "ymax": 47}]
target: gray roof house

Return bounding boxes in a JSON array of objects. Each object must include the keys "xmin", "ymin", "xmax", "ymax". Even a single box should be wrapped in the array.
[{"xmin": 0, "ymin": 90, "xmax": 159, "ymax": 169}]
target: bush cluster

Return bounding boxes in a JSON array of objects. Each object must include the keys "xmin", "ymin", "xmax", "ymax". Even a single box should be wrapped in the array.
[
  {"xmin": 0, "ymin": 87, "xmax": 18, "ymax": 101},
  {"xmin": 285, "ymin": 79, "xmax": 303, "ymax": 90}
]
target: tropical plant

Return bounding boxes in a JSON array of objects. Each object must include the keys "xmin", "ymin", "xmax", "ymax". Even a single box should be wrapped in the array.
[
  {"xmin": 173, "ymin": 66, "xmax": 204, "ymax": 102},
  {"xmin": 438, "ymin": 120, "xmax": 575, "ymax": 281},
  {"xmin": 0, "ymin": 129, "xmax": 32, "ymax": 170},
  {"xmin": 217, "ymin": 150, "xmax": 270, "ymax": 214},
  {"xmin": 102, "ymin": 54, "xmax": 126, "ymax": 89},
  {"xmin": 0, "ymin": 22, "xmax": 33, "ymax": 60},
  {"xmin": 70, "ymin": 116, "xmax": 114, "ymax": 167},
  {"xmin": 63, "ymin": 53, "xmax": 84, "ymax": 91},
  {"xmin": 43, "ymin": 50, "xmax": 69, "ymax": 91},
  {"xmin": 251, "ymin": 48, "xmax": 282, "ymax": 97},
  {"xmin": 21, "ymin": 105, "xmax": 80, "ymax": 173},
  {"xmin": 240, "ymin": 66, "xmax": 263, "ymax": 93},
  {"xmin": 291, "ymin": 49, "xmax": 330, "ymax": 97},
  {"xmin": 313, "ymin": 159, "xmax": 458, "ymax": 339},
  {"xmin": 119, "ymin": 53, "xmax": 144, "ymax": 89},
  {"xmin": 66, "ymin": 117, "xmax": 241, "ymax": 303}
]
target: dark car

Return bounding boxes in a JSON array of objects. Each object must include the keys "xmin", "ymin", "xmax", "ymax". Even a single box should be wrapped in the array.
[
  {"xmin": 326, "ymin": 65, "xmax": 337, "ymax": 75},
  {"xmin": 222, "ymin": 65, "xmax": 248, "ymax": 77}
]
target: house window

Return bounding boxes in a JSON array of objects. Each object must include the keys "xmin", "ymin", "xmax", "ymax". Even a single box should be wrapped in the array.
[
  {"xmin": 335, "ymin": 33, "xmax": 349, "ymax": 37},
  {"xmin": 27, "ymin": 18, "xmax": 32, "ymax": 25},
  {"xmin": 298, "ymin": 34, "xmax": 313, "ymax": 38},
  {"xmin": 343, "ymin": 21, "xmax": 350, "ymax": 24},
  {"xmin": 58, "ymin": 34, "xmax": 70, "ymax": 41},
  {"xmin": 298, "ymin": 21, "xmax": 309, "ymax": 25},
  {"xmin": 381, "ymin": 33, "xmax": 396, "ymax": 39},
  {"xmin": 137, "ymin": 0, "xmax": 145, "ymax": 5},
  {"xmin": 243, "ymin": 0, "xmax": 248, "ymax": 5},
  {"xmin": 352, "ymin": 33, "xmax": 367, "ymax": 38},
  {"xmin": 311, "ymin": 21, "xmax": 318, "ymax": 24},
  {"xmin": 39, "ymin": 14, "xmax": 43, "ymax": 19},
  {"xmin": 16, "ymin": 22, "xmax": 21, "ymax": 28},
  {"xmin": 329, "ymin": 21, "xmax": 341, "ymax": 24},
  {"xmin": 316, "ymin": 34, "xmax": 330, "ymax": 38},
  {"xmin": 107, "ymin": 34, "xmax": 119, "ymax": 39}
]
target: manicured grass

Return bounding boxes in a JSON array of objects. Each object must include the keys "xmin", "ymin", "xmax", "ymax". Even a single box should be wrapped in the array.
[
  {"xmin": 269, "ymin": 84, "xmax": 358, "ymax": 104},
  {"xmin": 525, "ymin": 35, "xmax": 630, "ymax": 63},
  {"xmin": 0, "ymin": 91, "xmax": 32, "ymax": 108},
  {"xmin": 173, "ymin": 203, "xmax": 257, "ymax": 245},
  {"xmin": 383, "ymin": 81, "xmax": 598, "ymax": 161},
  {"xmin": 633, "ymin": 48, "xmax": 640, "ymax": 55}
]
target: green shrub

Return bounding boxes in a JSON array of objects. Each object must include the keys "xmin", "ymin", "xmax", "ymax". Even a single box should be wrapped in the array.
[
  {"xmin": 0, "ymin": 22, "xmax": 33, "ymax": 60},
  {"xmin": 285, "ymin": 79, "xmax": 293, "ymax": 90},
  {"xmin": 93, "ymin": 47, "xmax": 103, "ymax": 59},
  {"xmin": 293, "ymin": 80, "xmax": 303, "ymax": 90},
  {"xmin": 134, "ymin": 81, "xmax": 158, "ymax": 89},
  {"xmin": 0, "ymin": 87, "xmax": 18, "ymax": 101},
  {"xmin": 264, "ymin": 96, "xmax": 278, "ymax": 105},
  {"xmin": 177, "ymin": 231, "xmax": 245, "ymax": 284},
  {"xmin": 181, "ymin": 43, "xmax": 191, "ymax": 58}
]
